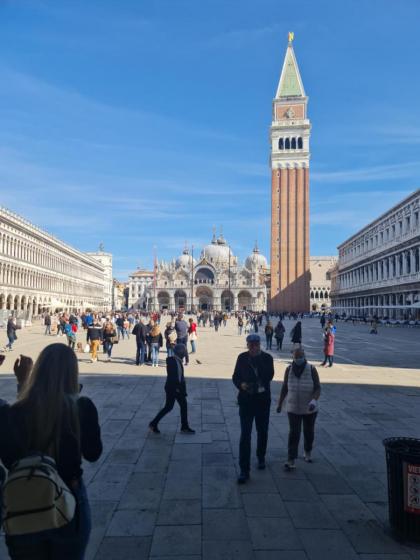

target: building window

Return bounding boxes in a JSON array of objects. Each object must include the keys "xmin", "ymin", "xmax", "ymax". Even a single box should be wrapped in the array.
[
  {"xmin": 278, "ymin": 138, "xmax": 284, "ymax": 150},
  {"xmin": 298, "ymin": 137, "xmax": 303, "ymax": 149},
  {"xmin": 285, "ymin": 138, "xmax": 290, "ymax": 149},
  {"xmin": 291, "ymin": 138, "xmax": 296, "ymax": 149}
]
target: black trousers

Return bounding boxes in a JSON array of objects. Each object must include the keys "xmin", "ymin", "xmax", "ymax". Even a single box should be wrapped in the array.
[
  {"xmin": 151, "ymin": 391, "xmax": 189, "ymax": 429},
  {"xmin": 176, "ymin": 336, "xmax": 189, "ymax": 364},
  {"xmin": 239, "ymin": 394, "xmax": 270, "ymax": 473},
  {"xmin": 287, "ymin": 412, "xmax": 318, "ymax": 460},
  {"xmin": 275, "ymin": 335, "xmax": 284, "ymax": 350}
]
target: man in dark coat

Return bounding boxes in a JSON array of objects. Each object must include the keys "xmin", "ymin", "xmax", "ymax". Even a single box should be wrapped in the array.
[
  {"xmin": 148, "ymin": 344, "xmax": 195, "ymax": 434},
  {"xmin": 232, "ymin": 333, "xmax": 274, "ymax": 483},
  {"xmin": 132, "ymin": 320, "xmax": 148, "ymax": 365}
]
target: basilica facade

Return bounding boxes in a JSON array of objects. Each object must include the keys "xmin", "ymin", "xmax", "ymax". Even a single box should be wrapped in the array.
[{"xmin": 128, "ymin": 234, "xmax": 269, "ymax": 312}]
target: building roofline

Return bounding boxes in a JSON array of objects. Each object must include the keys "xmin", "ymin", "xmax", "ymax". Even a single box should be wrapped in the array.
[
  {"xmin": 336, "ymin": 189, "xmax": 420, "ymax": 250},
  {"xmin": 0, "ymin": 206, "xmax": 104, "ymax": 270}
]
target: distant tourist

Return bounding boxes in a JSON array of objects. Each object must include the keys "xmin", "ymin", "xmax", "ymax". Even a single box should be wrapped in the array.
[
  {"xmin": 174, "ymin": 314, "xmax": 189, "ymax": 365},
  {"xmin": 6, "ymin": 316, "xmax": 17, "ymax": 351},
  {"xmin": 44, "ymin": 313, "xmax": 51, "ymax": 335},
  {"xmin": 87, "ymin": 318, "xmax": 103, "ymax": 363},
  {"xmin": 132, "ymin": 319, "xmax": 147, "ymax": 365},
  {"xmin": 237, "ymin": 315, "xmax": 244, "ymax": 335},
  {"xmin": 164, "ymin": 321, "xmax": 177, "ymax": 357},
  {"xmin": 320, "ymin": 327, "xmax": 334, "ymax": 367},
  {"xmin": 188, "ymin": 318, "xmax": 197, "ymax": 353},
  {"xmin": 232, "ymin": 334, "xmax": 274, "ymax": 484},
  {"xmin": 264, "ymin": 321, "xmax": 274, "ymax": 350},
  {"xmin": 149, "ymin": 323, "xmax": 163, "ymax": 367},
  {"xmin": 102, "ymin": 319, "xmax": 117, "ymax": 362},
  {"xmin": 0, "ymin": 344, "xmax": 102, "ymax": 559},
  {"xmin": 274, "ymin": 319, "xmax": 285, "ymax": 350},
  {"xmin": 277, "ymin": 347, "xmax": 321, "ymax": 471},
  {"xmin": 149, "ymin": 344, "xmax": 195, "ymax": 434},
  {"xmin": 290, "ymin": 320, "xmax": 302, "ymax": 348}
]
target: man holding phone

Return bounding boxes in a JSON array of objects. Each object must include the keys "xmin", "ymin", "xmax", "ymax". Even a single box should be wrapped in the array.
[
  {"xmin": 277, "ymin": 347, "xmax": 321, "ymax": 471},
  {"xmin": 232, "ymin": 334, "xmax": 274, "ymax": 484}
]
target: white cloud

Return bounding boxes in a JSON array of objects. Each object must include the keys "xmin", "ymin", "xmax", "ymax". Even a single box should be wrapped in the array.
[{"xmin": 311, "ymin": 162, "xmax": 420, "ymax": 183}]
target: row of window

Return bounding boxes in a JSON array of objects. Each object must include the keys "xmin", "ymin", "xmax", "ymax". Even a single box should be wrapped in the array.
[
  {"xmin": 310, "ymin": 290, "xmax": 330, "ymax": 300},
  {"xmin": 0, "ymin": 263, "xmax": 103, "ymax": 297},
  {"xmin": 339, "ymin": 248, "xmax": 420, "ymax": 288},
  {"xmin": 341, "ymin": 211, "xmax": 420, "ymax": 260},
  {"xmin": 278, "ymin": 137, "xmax": 303, "ymax": 150},
  {"xmin": 0, "ymin": 233, "xmax": 102, "ymax": 280}
]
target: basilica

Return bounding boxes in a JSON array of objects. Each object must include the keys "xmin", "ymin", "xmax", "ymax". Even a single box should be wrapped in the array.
[{"xmin": 128, "ymin": 233, "xmax": 269, "ymax": 312}]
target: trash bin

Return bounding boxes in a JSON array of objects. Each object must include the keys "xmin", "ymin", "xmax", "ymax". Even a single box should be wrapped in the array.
[{"xmin": 383, "ymin": 437, "xmax": 420, "ymax": 542}]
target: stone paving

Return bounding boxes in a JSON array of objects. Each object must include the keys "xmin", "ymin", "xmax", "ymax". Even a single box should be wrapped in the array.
[{"xmin": 1, "ymin": 318, "xmax": 420, "ymax": 559}]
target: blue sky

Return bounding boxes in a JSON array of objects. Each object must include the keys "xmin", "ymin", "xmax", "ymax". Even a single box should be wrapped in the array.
[{"xmin": 1, "ymin": 0, "xmax": 420, "ymax": 279}]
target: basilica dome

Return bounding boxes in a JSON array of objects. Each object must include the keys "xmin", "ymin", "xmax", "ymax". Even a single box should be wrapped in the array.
[
  {"xmin": 202, "ymin": 234, "xmax": 233, "ymax": 263},
  {"xmin": 176, "ymin": 247, "xmax": 196, "ymax": 269},
  {"xmin": 245, "ymin": 243, "xmax": 268, "ymax": 270}
]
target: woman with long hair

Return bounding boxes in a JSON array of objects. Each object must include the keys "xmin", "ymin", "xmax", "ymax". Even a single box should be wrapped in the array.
[
  {"xmin": 149, "ymin": 323, "xmax": 163, "ymax": 367},
  {"xmin": 102, "ymin": 319, "xmax": 117, "ymax": 362},
  {"xmin": 0, "ymin": 343, "xmax": 102, "ymax": 559}
]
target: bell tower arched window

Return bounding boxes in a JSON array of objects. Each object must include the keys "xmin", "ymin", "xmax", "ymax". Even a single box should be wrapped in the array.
[
  {"xmin": 278, "ymin": 138, "xmax": 284, "ymax": 150},
  {"xmin": 291, "ymin": 138, "xmax": 296, "ymax": 149},
  {"xmin": 285, "ymin": 138, "xmax": 290, "ymax": 149},
  {"xmin": 298, "ymin": 137, "xmax": 303, "ymax": 149}
]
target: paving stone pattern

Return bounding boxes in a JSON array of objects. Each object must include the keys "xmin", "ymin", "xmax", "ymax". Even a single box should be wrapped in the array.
[{"xmin": 1, "ymin": 319, "xmax": 420, "ymax": 558}]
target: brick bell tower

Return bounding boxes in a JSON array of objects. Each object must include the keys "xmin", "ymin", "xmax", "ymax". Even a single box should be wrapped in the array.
[{"xmin": 270, "ymin": 33, "xmax": 311, "ymax": 313}]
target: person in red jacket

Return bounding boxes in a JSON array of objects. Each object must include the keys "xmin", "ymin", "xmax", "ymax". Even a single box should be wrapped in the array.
[{"xmin": 321, "ymin": 327, "xmax": 334, "ymax": 367}]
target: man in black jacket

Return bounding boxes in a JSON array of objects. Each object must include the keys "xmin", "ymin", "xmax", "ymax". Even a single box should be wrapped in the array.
[
  {"xmin": 232, "ymin": 333, "xmax": 274, "ymax": 484},
  {"xmin": 148, "ymin": 344, "xmax": 195, "ymax": 434},
  {"xmin": 132, "ymin": 321, "xmax": 147, "ymax": 366}
]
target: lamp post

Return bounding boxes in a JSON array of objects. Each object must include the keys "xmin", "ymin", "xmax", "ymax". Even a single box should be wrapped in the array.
[{"xmin": 228, "ymin": 245, "xmax": 231, "ymax": 312}]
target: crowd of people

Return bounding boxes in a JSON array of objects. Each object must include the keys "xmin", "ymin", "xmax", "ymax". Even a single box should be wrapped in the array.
[{"xmin": 0, "ymin": 318, "xmax": 322, "ymax": 558}]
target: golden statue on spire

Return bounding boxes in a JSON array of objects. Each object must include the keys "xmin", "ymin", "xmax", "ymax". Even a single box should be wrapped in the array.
[{"xmin": 288, "ymin": 31, "xmax": 294, "ymax": 43}]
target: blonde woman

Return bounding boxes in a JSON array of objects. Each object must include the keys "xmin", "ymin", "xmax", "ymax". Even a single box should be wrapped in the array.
[
  {"xmin": 0, "ymin": 343, "xmax": 102, "ymax": 559},
  {"xmin": 149, "ymin": 323, "xmax": 163, "ymax": 367}
]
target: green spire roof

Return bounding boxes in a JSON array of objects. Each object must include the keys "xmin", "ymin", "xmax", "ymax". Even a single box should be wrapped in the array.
[{"xmin": 276, "ymin": 45, "xmax": 305, "ymax": 98}]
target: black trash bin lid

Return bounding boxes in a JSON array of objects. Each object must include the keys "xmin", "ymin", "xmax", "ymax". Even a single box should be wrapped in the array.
[{"xmin": 383, "ymin": 437, "xmax": 420, "ymax": 457}]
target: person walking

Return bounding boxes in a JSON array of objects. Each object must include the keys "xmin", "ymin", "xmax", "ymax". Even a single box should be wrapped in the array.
[
  {"xmin": 188, "ymin": 318, "xmax": 197, "ymax": 353},
  {"xmin": 6, "ymin": 316, "xmax": 17, "ymax": 351},
  {"xmin": 87, "ymin": 318, "xmax": 102, "ymax": 363},
  {"xmin": 232, "ymin": 334, "xmax": 274, "ymax": 484},
  {"xmin": 320, "ymin": 327, "xmax": 334, "ymax": 367},
  {"xmin": 44, "ymin": 313, "xmax": 51, "ymax": 335},
  {"xmin": 149, "ymin": 323, "xmax": 163, "ymax": 367},
  {"xmin": 238, "ymin": 315, "xmax": 244, "ymax": 336},
  {"xmin": 149, "ymin": 344, "xmax": 195, "ymax": 434},
  {"xmin": 290, "ymin": 320, "xmax": 302, "ymax": 349},
  {"xmin": 320, "ymin": 314, "xmax": 326, "ymax": 329},
  {"xmin": 264, "ymin": 321, "xmax": 274, "ymax": 350},
  {"xmin": 0, "ymin": 343, "xmax": 102, "ymax": 559},
  {"xmin": 102, "ymin": 320, "xmax": 117, "ymax": 362},
  {"xmin": 132, "ymin": 319, "xmax": 147, "ymax": 366},
  {"xmin": 64, "ymin": 320, "xmax": 76, "ymax": 350},
  {"xmin": 274, "ymin": 320, "xmax": 285, "ymax": 351},
  {"xmin": 277, "ymin": 348, "xmax": 321, "ymax": 471},
  {"xmin": 175, "ymin": 314, "xmax": 189, "ymax": 365}
]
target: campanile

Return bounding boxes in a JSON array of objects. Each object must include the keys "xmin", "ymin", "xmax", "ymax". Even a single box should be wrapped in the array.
[{"xmin": 270, "ymin": 34, "xmax": 311, "ymax": 312}]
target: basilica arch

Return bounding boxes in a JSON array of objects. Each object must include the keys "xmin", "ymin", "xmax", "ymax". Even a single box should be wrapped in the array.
[
  {"xmin": 196, "ymin": 286, "xmax": 213, "ymax": 311},
  {"xmin": 238, "ymin": 290, "xmax": 253, "ymax": 310},
  {"xmin": 157, "ymin": 291, "xmax": 170, "ymax": 310},
  {"xmin": 174, "ymin": 289, "xmax": 187, "ymax": 310},
  {"xmin": 194, "ymin": 267, "xmax": 215, "ymax": 285},
  {"xmin": 220, "ymin": 290, "xmax": 234, "ymax": 311}
]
